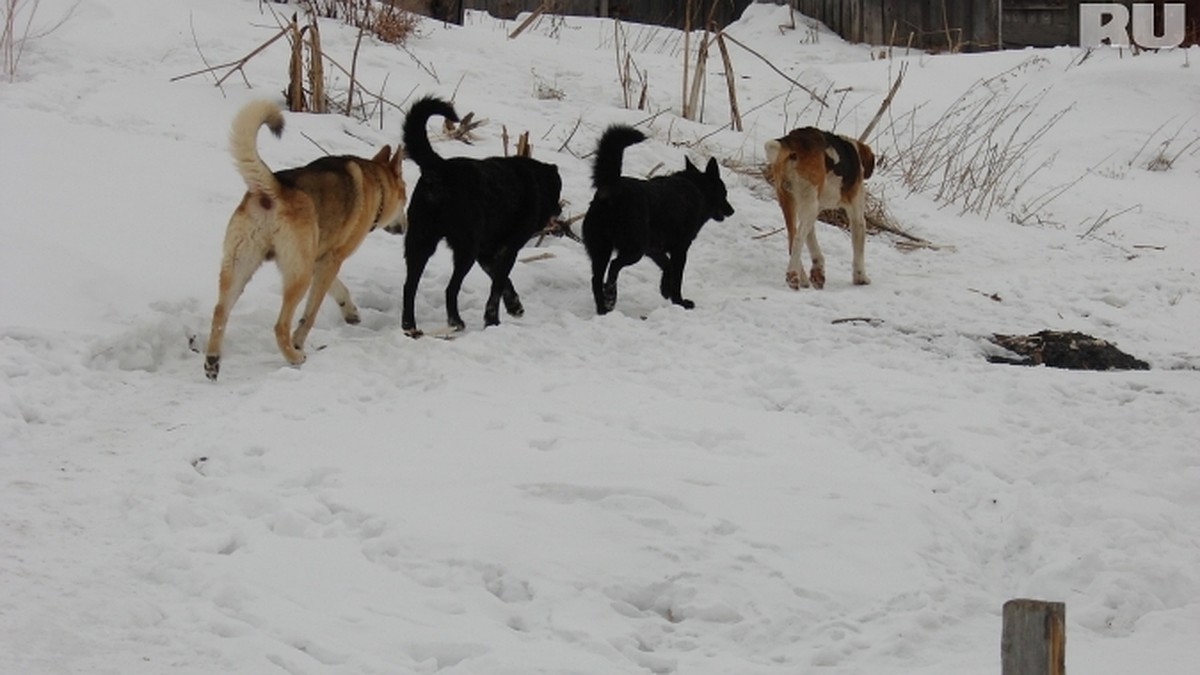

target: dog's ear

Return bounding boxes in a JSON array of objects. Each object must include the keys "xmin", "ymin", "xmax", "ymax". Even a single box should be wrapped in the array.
[
  {"xmin": 372, "ymin": 145, "xmax": 392, "ymax": 164},
  {"xmin": 390, "ymin": 145, "xmax": 403, "ymax": 173},
  {"xmin": 857, "ymin": 141, "xmax": 875, "ymax": 180},
  {"xmin": 705, "ymin": 157, "xmax": 720, "ymax": 178},
  {"xmin": 685, "ymin": 156, "xmax": 699, "ymax": 173}
]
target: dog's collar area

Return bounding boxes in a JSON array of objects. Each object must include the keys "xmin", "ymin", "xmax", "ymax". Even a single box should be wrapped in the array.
[{"xmin": 372, "ymin": 196, "xmax": 387, "ymax": 229}]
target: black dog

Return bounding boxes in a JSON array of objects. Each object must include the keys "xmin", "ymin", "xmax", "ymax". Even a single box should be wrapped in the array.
[
  {"xmin": 391, "ymin": 96, "xmax": 563, "ymax": 336},
  {"xmin": 582, "ymin": 125, "xmax": 734, "ymax": 315}
]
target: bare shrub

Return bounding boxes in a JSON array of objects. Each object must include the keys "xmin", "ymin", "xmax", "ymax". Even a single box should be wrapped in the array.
[
  {"xmin": 368, "ymin": 3, "xmax": 419, "ymax": 44},
  {"xmin": 530, "ymin": 68, "xmax": 564, "ymax": 101},
  {"xmin": 1130, "ymin": 117, "xmax": 1200, "ymax": 172},
  {"xmin": 882, "ymin": 57, "xmax": 1071, "ymax": 218},
  {"xmin": 300, "ymin": 0, "xmax": 419, "ymax": 45}
]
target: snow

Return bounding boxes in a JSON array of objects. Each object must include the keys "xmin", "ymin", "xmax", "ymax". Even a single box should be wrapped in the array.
[{"xmin": 2, "ymin": 1, "xmax": 1199, "ymax": 673}]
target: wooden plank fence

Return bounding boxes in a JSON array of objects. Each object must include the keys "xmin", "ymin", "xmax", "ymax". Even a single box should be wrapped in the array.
[{"xmin": 461, "ymin": 0, "xmax": 761, "ymax": 29}]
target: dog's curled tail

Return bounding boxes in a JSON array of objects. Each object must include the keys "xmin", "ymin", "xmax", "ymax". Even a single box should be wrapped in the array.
[
  {"xmin": 229, "ymin": 100, "xmax": 284, "ymax": 198},
  {"xmin": 591, "ymin": 125, "xmax": 646, "ymax": 189},
  {"xmin": 403, "ymin": 96, "xmax": 459, "ymax": 171}
]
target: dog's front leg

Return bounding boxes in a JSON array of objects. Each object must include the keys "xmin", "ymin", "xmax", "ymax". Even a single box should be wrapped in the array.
[
  {"xmin": 292, "ymin": 257, "xmax": 342, "ymax": 353},
  {"xmin": 648, "ymin": 251, "xmax": 673, "ymax": 300},
  {"xmin": 327, "ymin": 277, "xmax": 361, "ymax": 324},
  {"xmin": 501, "ymin": 280, "xmax": 524, "ymax": 318},
  {"xmin": 847, "ymin": 198, "xmax": 871, "ymax": 286},
  {"xmin": 665, "ymin": 247, "xmax": 693, "ymax": 309}
]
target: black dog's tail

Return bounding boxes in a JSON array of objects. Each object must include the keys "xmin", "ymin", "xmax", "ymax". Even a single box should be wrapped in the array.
[
  {"xmin": 592, "ymin": 125, "xmax": 646, "ymax": 189},
  {"xmin": 403, "ymin": 96, "xmax": 460, "ymax": 171}
]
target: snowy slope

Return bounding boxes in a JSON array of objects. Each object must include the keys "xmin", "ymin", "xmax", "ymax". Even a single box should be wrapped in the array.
[{"xmin": 2, "ymin": 1, "xmax": 1199, "ymax": 674}]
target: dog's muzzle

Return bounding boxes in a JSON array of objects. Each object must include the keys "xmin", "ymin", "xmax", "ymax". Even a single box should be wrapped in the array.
[{"xmin": 384, "ymin": 211, "xmax": 408, "ymax": 235}]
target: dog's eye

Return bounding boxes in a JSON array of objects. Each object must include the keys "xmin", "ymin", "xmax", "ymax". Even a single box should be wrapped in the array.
[{"xmin": 788, "ymin": 152, "xmax": 798, "ymax": 160}]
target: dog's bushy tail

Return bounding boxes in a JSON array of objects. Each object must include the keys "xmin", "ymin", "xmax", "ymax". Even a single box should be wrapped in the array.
[
  {"xmin": 592, "ymin": 125, "xmax": 646, "ymax": 189},
  {"xmin": 403, "ymin": 96, "xmax": 459, "ymax": 172},
  {"xmin": 229, "ymin": 100, "xmax": 284, "ymax": 198}
]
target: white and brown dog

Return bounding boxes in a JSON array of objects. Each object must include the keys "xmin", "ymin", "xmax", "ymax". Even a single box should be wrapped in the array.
[
  {"xmin": 204, "ymin": 100, "xmax": 408, "ymax": 381},
  {"xmin": 764, "ymin": 127, "xmax": 875, "ymax": 290}
]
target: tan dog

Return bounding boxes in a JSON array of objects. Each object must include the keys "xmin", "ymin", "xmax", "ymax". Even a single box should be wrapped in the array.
[
  {"xmin": 204, "ymin": 100, "xmax": 407, "ymax": 381},
  {"xmin": 764, "ymin": 127, "xmax": 875, "ymax": 290}
]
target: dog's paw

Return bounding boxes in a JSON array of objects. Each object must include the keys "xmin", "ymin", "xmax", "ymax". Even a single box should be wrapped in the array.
[
  {"xmin": 343, "ymin": 312, "xmax": 361, "ymax": 325},
  {"xmin": 204, "ymin": 356, "xmax": 220, "ymax": 382},
  {"xmin": 504, "ymin": 299, "xmax": 525, "ymax": 318},
  {"xmin": 786, "ymin": 270, "xmax": 808, "ymax": 290},
  {"xmin": 853, "ymin": 271, "xmax": 871, "ymax": 286},
  {"xmin": 679, "ymin": 298, "xmax": 695, "ymax": 310},
  {"xmin": 403, "ymin": 327, "xmax": 424, "ymax": 339},
  {"xmin": 483, "ymin": 311, "xmax": 500, "ymax": 327},
  {"xmin": 602, "ymin": 283, "xmax": 618, "ymax": 310},
  {"xmin": 449, "ymin": 318, "xmax": 466, "ymax": 332},
  {"xmin": 286, "ymin": 351, "xmax": 307, "ymax": 367},
  {"xmin": 810, "ymin": 267, "xmax": 826, "ymax": 290}
]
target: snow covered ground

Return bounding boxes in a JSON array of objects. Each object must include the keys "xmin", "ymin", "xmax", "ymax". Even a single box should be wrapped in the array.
[{"xmin": 2, "ymin": 1, "xmax": 1198, "ymax": 673}]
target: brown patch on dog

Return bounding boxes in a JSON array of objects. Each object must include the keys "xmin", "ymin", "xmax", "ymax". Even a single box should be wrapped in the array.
[{"xmin": 765, "ymin": 127, "xmax": 874, "ymax": 290}]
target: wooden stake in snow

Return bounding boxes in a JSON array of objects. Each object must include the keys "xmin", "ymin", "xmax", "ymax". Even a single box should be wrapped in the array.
[
  {"xmin": 508, "ymin": 0, "xmax": 549, "ymax": 40},
  {"xmin": 1001, "ymin": 599, "xmax": 1065, "ymax": 675},
  {"xmin": 715, "ymin": 32, "xmax": 741, "ymax": 132}
]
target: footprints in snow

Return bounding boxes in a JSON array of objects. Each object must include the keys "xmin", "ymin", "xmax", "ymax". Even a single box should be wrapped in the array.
[{"xmin": 168, "ymin": 449, "xmax": 860, "ymax": 673}]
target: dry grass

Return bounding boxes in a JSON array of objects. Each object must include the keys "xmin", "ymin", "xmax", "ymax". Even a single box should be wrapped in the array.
[
  {"xmin": 726, "ymin": 159, "xmax": 938, "ymax": 251},
  {"xmin": 304, "ymin": 0, "xmax": 419, "ymax": 46},
  {"xmin": 880, "ymin": 56, "xmax": 1071, "ymax": 219},
  {"xmin": 3, "ymin": 0, "xmax": 77, "ymax": 81}
]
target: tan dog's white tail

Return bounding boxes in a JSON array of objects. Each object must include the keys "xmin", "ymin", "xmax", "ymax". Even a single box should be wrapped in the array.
[
  {"xmin": 763, "ymin": 139, "xmax": 783, "ymax": 164},
  {"xmin": 230, "ymin": 100, "xmax": 284, "ymax": 198}
]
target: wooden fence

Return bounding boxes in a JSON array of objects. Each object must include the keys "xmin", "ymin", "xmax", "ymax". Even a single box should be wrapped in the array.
[
  {"xmin": 414, "ymin": 0, "xmax": 1199, "ymax": 47},
  {"xmin": 792, "ymin": 0, "xmax": 1000, "ymax": 51},
  {"xmin": 460, "ymin": 0, "xmax": 760, "ymax": 29},
  {"xmin": 793, "ymin": 0, "xmax": 1199, "ymax": 50}
]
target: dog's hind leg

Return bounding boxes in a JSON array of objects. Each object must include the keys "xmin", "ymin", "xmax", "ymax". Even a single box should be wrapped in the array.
[
  {"xmin": 327, "ymin": 277, "xmax": 361, "ymax": 325},
  {"xmin": 479, "ymin": 254, "xmax": 523, "ymax": 326},
  {"xmin": 271, "ymin": 241, "xmax": 314, "ymax": 366},
  {"xmin": 774, "ymin": 185, "xmax": 798, "ymax": 256},
  {"xmin": 401, "ymin": 237, "xmax": 437, "ymax": 337},
  {"xmin": 204, "ymin": 243, "xmax": 266, "ymax": 381},
  {"xmin": 804, "ymin": 220, "xmax": 826, "ymax": 290},
  {"xmin": 786, "ymin": 192, "xmax": 820, "ymax": 290},
  {"xmin": 443, "ymin": 246, "xmax": 476, "ymax": 332},
  {"xmin": 601, "ymin": 248, "xmax": 642, "ymax": 312},
  {"xmin": 586, "ymin": 239, "xmax": 614, "ymax": 314}
]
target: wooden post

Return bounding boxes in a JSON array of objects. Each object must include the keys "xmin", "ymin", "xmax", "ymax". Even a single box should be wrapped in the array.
[{"xmin": 1002, "ymin": 599, "xmax": 1065, "ymax": 675}]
